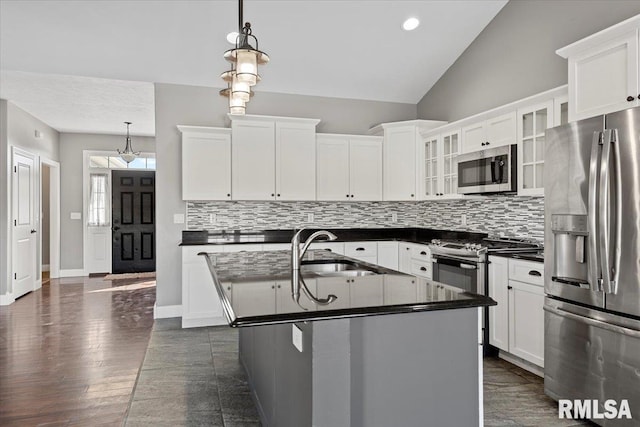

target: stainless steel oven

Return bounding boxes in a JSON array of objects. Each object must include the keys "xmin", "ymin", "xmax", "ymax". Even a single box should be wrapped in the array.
[
  {"xmin": 457, "ymin": 144, "xmax": 517, "ymax": 194},
  {"xmin": 431, "ymin": 254, "xmax": 485, "ymax": 295}
]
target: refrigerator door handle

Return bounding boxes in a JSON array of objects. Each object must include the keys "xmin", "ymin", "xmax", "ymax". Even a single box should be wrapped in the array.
[
  {"xmin": 587, "ymin": 131, "xmax": 602, "ymax": 291},
  {"xmin": 598, "ymin": 129, "xmax": 619, "ymax": 294},
  {"xmin": 544, "ymin": 305, "xmax": 640, "ymax": 338}
]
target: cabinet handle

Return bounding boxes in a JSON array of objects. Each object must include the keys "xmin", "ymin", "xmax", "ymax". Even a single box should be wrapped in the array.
[
  {"xmin": 486, "ymin": 142, "xmax": 490, "ymax": 146},
  {"xmin": 277, "ymin": 285, "xmax": 281, "ymax": 289},
  {"xmin": 420, "ymin": 267, "xmax": 427, "ymax": 271},
  {"xmin": 227, "ymin": 193, "xmax": 231, "ymax": 197},
  {"xmin": 350, "ymin": 195, "xmax": 354, "ymax": 198},
  {"xmin": 481, "ymin": 142, "xmax": 485, "ymax": 146},
  {"xmin": 271, "ymin": 193, "xmax": 275, "ymax": 197},
  {"xmin": 420, "ymin": 251, "xmax": 427, "ymax": 256},
  {"xmin": 346, "ymin": 194, "xmax": 350, "ymax": 198},
  {"xmin": 627, "ymin": 96, "xmax": 635, "ymax": 102},
  {"xmin": 406, "ymin": 247, "xmax": 410, "ymax": 250},
  {"xmin": 507, "ymin": 285, "xmax": 513, "ymax": 290},
  {"xmin": 355, "ymin": 247, "xmax": 366, "ymax": 251},
  {"xmin": 271, "ymin": 285, "xmax": 275, "ymax": 289},
  {"xmin": 411, "ymin": 194, "xmax": 414, "ymax": 197},
  {"xmin": 528, "ymin": 270, "xmax": 542, "ymax": 277},
  {"xmin": 277, "ymin": 193, "xmax": 281, "ymax": 197}
]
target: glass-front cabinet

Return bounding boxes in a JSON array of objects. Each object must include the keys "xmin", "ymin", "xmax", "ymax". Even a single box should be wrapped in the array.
[
  {"xmin": 420, "ymin": 130, "xmax": 462, "ymax": 200},
  {"xmin": 517, "ymin": 101, "xmax": 554, "ymax": 195}
]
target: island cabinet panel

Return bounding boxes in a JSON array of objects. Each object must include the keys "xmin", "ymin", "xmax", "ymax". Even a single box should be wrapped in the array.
[
  {"xmin": 232, "ymin": 120, "xmax": 276, "ymax": 200},
  {"xmin": 316, "ymin": 135, "xmax": 350, "ymax": 200},
  {"xmin": 383, "ymin": 126, "xmax": 417, "ymax": 201},
  {"xmin": 275, "ymin": 122, "xmax": 316, "ymax": 200},
  {"xmin": 276, "ymin": 279, "xmax": 315, "ymax": 312},
  {"xmin": 179, "ymin": 126, "xmax": 232, "ymax": 201},
  {"xmin": 181, "ymin": 246, "xmax": 227, "ymax": 328},
  {"xmin": 383, "ymin": 275, "xmax": 418, "ymax": 304},
  {"xmin": 349, "ymin": 275, "xmax": 384, "ymax": 307},
  {"xmin": 232, "ymin": 281, "xmax": 276, "ymax": 317},
  {"xmin": 315, "ymin": 277, "xmax": 351, "ymax": 310}
]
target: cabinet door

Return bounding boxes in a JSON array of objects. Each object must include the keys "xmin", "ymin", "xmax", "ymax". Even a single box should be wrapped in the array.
[
  {"xmin": 316, "ymin": 136, "xmax": 350, "ymax": 201},
  {"xmin": 423, "ymin": 135, "xmax": 440, "ymax": 198},
  {"xmin": 441, "ymin": 131, "xmax": 460, "ymax": 197},
  {"xmin": 517, "ymin": 101, "xmax": 553, "ymax": 195},
  {"xmin": 232, "ymin": 281, "xmax": 276, "ymax": 317},
  {"xmin": 275, "ymin": 122, "xmax": 316, "ymax": 200},
  {"xmin": 488, "ymin": 255, "xmax": 509, "ymax": 352},
  {"xmin": 383, "ymin": 275, "xmax": 418, "ymax": 304},
  {"xmin": 182, "ymin": 254, "xmax": 224, "ymax": 324},
  {"xmin": 383, "ymin": 127, "xmax": 416, "ymax": 201},
  {"xmin": 350, "ymin": 275, "xmax": 384, "ymax": 307},
  {"xmin": 485, "ymin": 112, "xmax": 516, "ymax": 149},
  {"xmin": 181, "ymin": 129, "xmax": 231, "ymax": 200},
  {"xmin": 276, "ymin": 279, "xmax": 315, "ymax": 312},
  {"xmin": 232, "ymin": 120, "xmax": 276, "ymax": 200},
  {"xmin": 508, "ymin": 280, "xmax": 545, "ymax": 367},
  {"xmin": 569, "ymin": 30, "xmax": 639, "ymax": 121},
  {"xmin": 461, "ymin": 121, "xmax": 485, "ymax": 153},
  {"xmin": 398, "ymin": 243, "xmax": 412, "ymax": 274},
  {"xmin": 349, "ymin": 138, "xmax": 383, "ymax": 201},
  {"xmin": 316, "ymin": 277, "xmax": 350, "ymax": 310},
  {"xmin": 376, "ymin": 241, "xmax": 399, "ymax": 270}
]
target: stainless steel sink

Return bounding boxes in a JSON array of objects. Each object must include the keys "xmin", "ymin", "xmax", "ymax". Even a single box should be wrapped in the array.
[{"xmin": 300, "ymin": 261, "xmax": 378, "ymax": 277}]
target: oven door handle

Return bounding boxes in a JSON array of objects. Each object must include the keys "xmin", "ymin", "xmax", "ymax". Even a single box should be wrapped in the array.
[{"xmin": 434, "ymin": 257, "xmax": 478, "ymax": 270}]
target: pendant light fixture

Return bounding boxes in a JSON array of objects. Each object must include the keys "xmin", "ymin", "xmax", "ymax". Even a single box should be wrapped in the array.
[
  {"xmin": 220, "ymin": 0, "xmax": 269, "ymax": 115},
  {"xmin": 117, "ymin": 121, "xmax": 139, "ymax": 163}
]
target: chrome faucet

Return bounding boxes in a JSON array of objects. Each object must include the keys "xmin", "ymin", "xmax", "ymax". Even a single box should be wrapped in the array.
[{"xmin": 291, "ymin": 228, "xmax": 338, "ymax": 271}]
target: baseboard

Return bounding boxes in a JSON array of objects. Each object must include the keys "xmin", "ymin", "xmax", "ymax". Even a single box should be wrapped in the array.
[
  {"xmin": 182, "ymin": 315, "xmax": 228, "ymax": 328},
  {"xmin": 42, "ymin": 264, "xmax": 50, "ymax": 272},
  {"xmin": 59, "ymin": 269, "xmax": 86, "ymax": 278},
  {"xmin": 0, "ymin": 292, "xmax": 15, "ymax": 306},
  {"xmin": 153, "ymin": 303, "xmax": 182, "ymax": 319},
  {"xmin": 498, "ymin": 351, "xmax": 544, "ymax": 378}
]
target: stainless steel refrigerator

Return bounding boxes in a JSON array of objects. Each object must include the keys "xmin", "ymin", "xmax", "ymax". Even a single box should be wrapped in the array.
[{"xmin": 544, "ymin": 106, "xmax": 640, "ymax": 426}]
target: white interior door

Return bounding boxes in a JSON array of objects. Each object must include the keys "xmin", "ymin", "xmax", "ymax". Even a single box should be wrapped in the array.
[{"xmin": 13, "ymin": 151, "xmax": 36, "ymax": 298}]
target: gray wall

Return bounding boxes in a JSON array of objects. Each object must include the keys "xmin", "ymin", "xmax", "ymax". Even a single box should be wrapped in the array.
[
  {"xmin": 417, "ymin": 0, "xmax": 640, "ymax": 121},
  {"xmin": 42, "ymin": 165, "xmax": 50, "ymax": 265},
  {"xmin": 58, "ymin": 133, "xmax": 156, "ymax": 270},
  {"xmin": 155, "ymin": 82, "xmax": 417, "ymax": 308},
  {"xmin": 1, "ymin": 100, "xmax": 60, "ymax": 296}
]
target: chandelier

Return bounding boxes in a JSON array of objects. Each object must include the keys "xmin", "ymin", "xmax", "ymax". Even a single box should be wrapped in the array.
[
  {"xmin": 220, "ymin": 0, "xmax": 269, "ymax": 115},
  {"xmin": 117, "ymin": 121, "xmax": 139, "ymax": 163}
]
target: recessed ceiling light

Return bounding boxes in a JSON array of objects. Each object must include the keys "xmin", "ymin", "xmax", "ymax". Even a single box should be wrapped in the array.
[
  {"xmin": 226, "ymin": 31, "xmax": 239, "ymax": 44},
  {"xmin": 402, "ymin": 17, "xmax": 420, "ymax": 31}
]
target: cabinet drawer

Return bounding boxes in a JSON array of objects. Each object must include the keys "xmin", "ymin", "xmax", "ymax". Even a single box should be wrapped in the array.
[
  {"xmin": 308, "ymin": 242, "xmax": 345, "ymax": 254},
  {"xmin": 409, "ymin": 244, "xmax": 431, "ymax": 262},
  {"xmin": 509, "ymin": 259, "xmax": 544, "ymax": 287},
  {"xmin": 410, "ymin": 260, "xmax": 432, "ymax": 279},
  {"xmin": 344, "ymin": 242, "xmax": 378, "ymax": 258}
]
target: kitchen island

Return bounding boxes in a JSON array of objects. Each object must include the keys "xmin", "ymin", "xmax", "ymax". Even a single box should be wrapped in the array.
[{"xmin": 202, "ymin": 249, "xmax": 495, "ymax": 427}]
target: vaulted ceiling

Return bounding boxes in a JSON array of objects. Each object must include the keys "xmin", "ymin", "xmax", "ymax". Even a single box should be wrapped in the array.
[{"xmin": 0, "ymin": 0, "xmax": 507, "ymax": 135}]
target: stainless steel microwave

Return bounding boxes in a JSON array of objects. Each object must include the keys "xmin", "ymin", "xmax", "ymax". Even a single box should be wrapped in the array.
[{"xmin": 457, "ymin": 144, "xmax": 517, "ymax": 194}]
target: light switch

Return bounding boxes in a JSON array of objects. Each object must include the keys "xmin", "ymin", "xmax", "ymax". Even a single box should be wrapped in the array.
[
  {"xmin": 292, "ymin": 324, "xmax": 303, "ymax": 352},
  {"xmin": 173, "ymin": 214, "xmax": 185, "ymax": 224},
  {"xmin": 70, "ymin": 212, "xmax": 81, "ymax": 220}
]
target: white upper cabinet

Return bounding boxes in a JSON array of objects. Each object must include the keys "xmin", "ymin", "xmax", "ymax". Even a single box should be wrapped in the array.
[
  {"xmin": 557, "ymin": 15, "xmax": 640, "ymax": 121},
  {"xmin": 378, "ymin": 120, "xmax": 446, "ymax": 201},
  {"xmin": 275, "ymin": 121, "xmax": 317, "ymax": 200},
  {"xmin": 517, "ymin": 101, "xmax": 554, "ymax": 196},
  {"xmin": 179, "ymin": 126, "xmax": 232, "ymax": 201},
  {"xmin": 230, "ymin": 115, "xmax": 320, "ymax": 201},
  {"xmin": 231, "ymin": 119, "xmax": 276, "ymax": 200},
  {"xmin": 419, "ymin": 129, "xmax": 462, "ymax": 200},
  {"xmin": 316, "ymin": 134, "xmax": 382, "ymax": 201},
  {"xmin": 349, "ymin": 138, "xmax": 383, "ymax": 201},
  {"xmin": 461, "ymin": 112, "xmax": 516, "ymax": 153}
]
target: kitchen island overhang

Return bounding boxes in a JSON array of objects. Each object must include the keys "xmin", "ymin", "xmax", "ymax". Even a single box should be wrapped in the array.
[{"xmin": 201, "ymin": 250, "xmax": 496, "ymax": 427}]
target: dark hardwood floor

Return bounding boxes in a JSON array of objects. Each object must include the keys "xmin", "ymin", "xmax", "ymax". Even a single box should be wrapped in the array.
[{"xmin": 0, "ymin": 276, "xmax": 156, "ymax": 426}]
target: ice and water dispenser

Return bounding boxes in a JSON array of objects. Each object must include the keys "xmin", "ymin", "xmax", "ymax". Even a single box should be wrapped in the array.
[{"xmin": 551, "ymin": 214, "xmax": 590, "ymax": 288}]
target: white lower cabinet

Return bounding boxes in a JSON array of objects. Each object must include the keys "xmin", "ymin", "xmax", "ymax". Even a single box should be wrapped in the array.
[
  {"xmin": 344, "ymin": 241, "xmax": 377, "ymax": 263},
  {"xmin": 376, "ymin": 241, "xmax": 399, "ymax": 270},
  {"xmin": 232, "ymin": 281, "xmax": 276, "ymax": 317},
  {"xmin": 398, "ymin": 242, "xmax": 432, "ymax": 279},
  {"xmin": 350, "ymin": 275, "xmax": 384, "ymax": 307},
  {"xmin": 181, "ymin": 246, "xmax": 227, "ymax": 328},
  {"xmin": 488, "ymin": 255, "xmax": 545, "ymax": 368}
]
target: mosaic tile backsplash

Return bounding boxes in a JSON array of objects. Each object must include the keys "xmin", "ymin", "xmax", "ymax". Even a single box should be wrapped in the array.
[{"xmin": 187, "ymin": 196, "xmax": 545, "ymax": 242}]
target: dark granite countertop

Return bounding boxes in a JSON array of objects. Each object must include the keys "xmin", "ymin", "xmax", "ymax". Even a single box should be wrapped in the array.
[
  {"xmin": 201, "ymin": 249, "xmax": 496, "ymax": 327},
  {"xmin": 181, "ymin": 227, "xmax": 488, "ymax": 246}
]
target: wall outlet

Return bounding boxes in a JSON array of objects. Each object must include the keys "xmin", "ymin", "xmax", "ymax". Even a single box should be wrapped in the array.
[
  {"xmin": 70, "ymin": 212, "xmax": 81, "ymax": 220},
  {"xmin": 391, "ymin": 212, "xmax": 398, "ymax": 223},
  {"xmin": 307, "ymin": 213, "xmax": 314, "ymax": 223},
  {"xmin": 173, "ymin": 213, "xmax": 185, "ymax": 224},
  {"xmin": 460, "ymin": 214, "xmax": 467, "ymax": 225},
  {"xmin": 209, "ymin": 213, "xmax": 217, "ymax": 223}
]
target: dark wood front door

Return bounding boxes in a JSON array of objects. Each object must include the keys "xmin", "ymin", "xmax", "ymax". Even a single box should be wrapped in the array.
[{"xmin": 112, "ymin": 170, "xmax": 155, "ymax": 273}]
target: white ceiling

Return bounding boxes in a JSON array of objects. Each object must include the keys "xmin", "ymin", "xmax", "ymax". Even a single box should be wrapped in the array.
[{"xmin": 0, "ymin": 0, "xmax": 507, "ymax": 135}]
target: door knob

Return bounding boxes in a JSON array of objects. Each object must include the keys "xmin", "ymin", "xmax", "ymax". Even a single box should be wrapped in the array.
[
  {"xmin": 112, "ymin": 226, "xmax": 120, "ymax": 231},
  {"xmin": 30, "ymin": 229, "xmax": 36, "ymax": 234},
  {"xmin": 627, "ymin": 96, "xmax": 635, "ymax": 102}
]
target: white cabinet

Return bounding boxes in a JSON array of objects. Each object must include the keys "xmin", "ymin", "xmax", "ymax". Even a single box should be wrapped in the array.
[
  {"xmin": 488, "ymin": 255, "xmax": 544, "ymax": 368},
  {"xmin": 181, "ymin": 246, "xmax": 227, "ymax": 328},
  {"xmin": 461, "ymin": 112, "xmax": 516, "ymax": 153},
  {"xmin": 232, "ymin": 281, "xmax": 276, "ymax": 317},
  {"xmin": 276, "ymin": 279, "xmax": 315, "ymax": 312},
  {"xmin": 230, "ymin": 115, "xmax": 320, "ymax": 201},
  {"xmin": 316, "ymin": 134, "xmax": 383, "ymax": 201},
  {"xmin": 516, "ymin": 101, "xmax": 554, "ymax": 195},
  {"xmin": 344, "ymin": 241, "xmax": 377, "ymax": 264},
  {"xmin": 308, "ymin": 242, "xmax": 345, "ymax": 255},
  {"xmin": 398, "ymin": 242, "xmax": 413, "ymax": 273},
  {"xmin": 178, "ymin": 126, "xmax": 232, "ymax": 201},
  {"xmin": 350, "ymin": 275, "xmax": 384, "ymax": 307},
  {"xmin": 557, "ymin": 16, "xmax": 640, "ymax": 121},
  {"xmin": 379, "ymin": 120, "xmax": 446, "ymax": 201},
  {"xmin": 397, "ymin": 242, "xmax": 432, "ymax": 279},
  {"xmin": 376, "ymin": 241, "xmax": 399, "ymax": 270},
  {"xmin": 420, "ymin": 129, "xmax": 461, "ymax": 199}
]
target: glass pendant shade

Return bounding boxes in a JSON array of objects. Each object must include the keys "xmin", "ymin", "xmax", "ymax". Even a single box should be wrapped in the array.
[
  {"xmin": 231, "ymin": 75, "xmax": 251, "ymax": 102},
  {"xmin": 120, "ymin": 152, "xmax": 137, "ymax": 163},
  {"xmin": 229, "ymin": 93, "xmax": 246, "ymax": 115},
  {"xmin": 117, "ymin": 122, "xmax": 140, "ymax": 164},
  {"xmin": 236, "ymin": 49, "xmax": 258, "ymax": 85}
]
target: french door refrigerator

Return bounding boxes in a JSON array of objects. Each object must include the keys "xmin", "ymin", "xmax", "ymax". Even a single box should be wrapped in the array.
[{"xmin": 544, "ymin": 106, "xmax": 640, "ymax": 426}]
